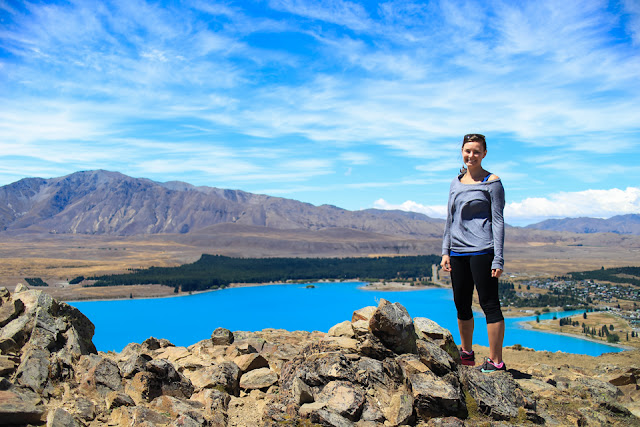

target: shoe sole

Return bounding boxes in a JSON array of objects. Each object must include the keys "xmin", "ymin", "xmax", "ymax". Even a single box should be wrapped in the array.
[{"xmin": 461, "ymin": 360, "xmax": 475, "ymax": 366}]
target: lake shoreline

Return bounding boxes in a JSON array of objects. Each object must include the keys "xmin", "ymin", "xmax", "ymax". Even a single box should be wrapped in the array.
[{"xmin": 518, "ymin": 319, "xmax": 635, "ymax": 350}]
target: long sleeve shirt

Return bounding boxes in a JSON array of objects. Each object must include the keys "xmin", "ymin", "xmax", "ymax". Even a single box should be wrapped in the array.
[{"xmin": 441, "ymin": 174, "xmax": 505, "ymax": 270}]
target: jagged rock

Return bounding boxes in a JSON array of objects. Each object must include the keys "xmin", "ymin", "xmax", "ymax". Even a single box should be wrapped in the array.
[
  {"xmin": 358, "ymin": 333, "xmax": 395, "ymax": 360},
  {"xmin": 234, "ymin": 352, "xmax": 269, "ymax": 373},
  {"xmin": 385, "ymin": 389, "xmax": 414, "ymax": 426},
  {"xmin": 190, "ymin": 388, "xmax": 230, "ymax": 425},
  {"xmin": 225, "ymin": 339, "xmax": 260, "ymax": 358},
  {"xmin": 0, "ymin": 355, "xmax": 17, "ymax": 376},
  {"xmin": 119, "ymin": 353, "xmax": 153, "ymax": 379},
  {"xmin": 15, "ymin": 347, "xmax": 51, "ymax": 393},
  {"xmin": 416, "ymin": 339, "xmax": 457, "ymax": 376},
  {"xmin": 360, "ymin": 396, "xmax": 386, "ymax": 423},
  {"xmin": 106, "ymin": 390, "xmax": 135, "ymax": 409},
  {"xmin": 309, "ymin": 407, "xmax": 355, "ymax": 426},
  {"xmin": 141, "ymin": 337, "xmax": 162, "ymax": 351},
  {"xmin": 77, "ymin": 355, "xmax": 123, "ymax": 397},
  {"xmin": 352, "ymin": 306, "xmax": 376, "ymax": 323},
  {"xmin": 188, "ymin": 361, "xmax": 240, "ymax": 396},
  {"xmin": 351, "ymin": 320, "xmax": 369, "ymax": 336},
  {"xmin": 142, "ymin": 359, "xmax": 194, "ymax": 399},
  {"xmin": 569, "ymin": 376, "xmax": 622, "ymax": 401},
  {"xmin": 413, "ymin": 317, "xmax": 460, "ymax": 362},
  {"xmin": 460, "ymin": 368, "xmax": 532, "ymax": 421},
  {"xmin": 239, "ymin": 367, "xmax": 278, "ymax": 390},
  {"xmin": 0, "ymin": 299, "xmax": 24, "ymax": 328},
  {"xmin": 211, "ymin": 327, "xmax": 234, "ymax": 346},
  {"xmin": 410, "ymin": 370, "xmax": 466, "ymax": 420},
  {"xmin": 150, "ymin": 395, "xmax": 206, "ymax": 424},
  {"xmin": 0, "ymin": 337, "xmax": 19, "ymax": 354},
  {"xmin": 46, "ymin": 407, "xmax": 82, "ymax": 427},
  {"xmin": 425, "ymin": 417, "xmax": 465, "ymax": 426},
  {"xmin": 608, "ymin": 368, "xmax": 639, "ymax": 386},
  {"xmin": 369, "ymin": 299, "xmax": 417, "ymax": 355},
  {"xmin": 317, "ymin": 380, "xmax": 365, "ymax": 421},
  {"xmin": 0, "ymin": 388, "xmax": 45, "ymax": 425},
  {"xmin": 291, "ymin": 377, "xmax": 314, "ymax": 405},
  {"xmin": 14, "ymin": 283, "xmax": 28, "ymax": 293},
  {"xmin": 126, "ymin": 371, "xmax": 163, "ymax": 404},
  {"xmin": 110, "ymin": 405, "xmax": 172, "ymax": 425},
  {"xmin": 329, "ymin": 320, "xmax": 356, "ymax": 338},
  {"xmin": 73, "ymin": 396, "xmax": 96, "ymax": 421}
]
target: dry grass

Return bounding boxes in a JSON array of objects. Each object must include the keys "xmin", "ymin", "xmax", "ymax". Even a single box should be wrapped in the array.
[{"xmin": 525, "ymin": 311, "xmax": 640, "ymax": 349}]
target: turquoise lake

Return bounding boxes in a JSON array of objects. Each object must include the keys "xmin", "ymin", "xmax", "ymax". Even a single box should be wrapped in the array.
[{"xmin": 70, "ymin": 281, "xmax": 624, "ymax": 356}]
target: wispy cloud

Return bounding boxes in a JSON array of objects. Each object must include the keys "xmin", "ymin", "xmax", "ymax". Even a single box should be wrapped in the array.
[{"xmin": 0, "ymin": 0, "xmax": 638, "ymax": 222}]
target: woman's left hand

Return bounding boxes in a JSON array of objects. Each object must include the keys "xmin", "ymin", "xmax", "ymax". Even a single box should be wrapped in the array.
[{"xmin": 491, "ymin": 269, "xmax": 503, "ymax": 278}]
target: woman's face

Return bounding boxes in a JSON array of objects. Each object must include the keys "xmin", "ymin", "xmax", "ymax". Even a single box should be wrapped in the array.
[{"xmin": 462, "ymin": 142, "xmax": 487, "ymax": 168}]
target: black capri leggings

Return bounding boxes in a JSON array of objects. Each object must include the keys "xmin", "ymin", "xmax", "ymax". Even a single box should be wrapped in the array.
[{"xmin": 450, "ymin": 253, "xmax": 504, "ymax": 324}]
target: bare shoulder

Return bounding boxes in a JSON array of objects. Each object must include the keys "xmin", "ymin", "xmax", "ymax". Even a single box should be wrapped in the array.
[{"xmin": 488, "ymin": 174, "xmax": 500, "ymax": 181}]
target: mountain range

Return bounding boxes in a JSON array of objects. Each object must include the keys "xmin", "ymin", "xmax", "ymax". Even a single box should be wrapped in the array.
[
  {"xmin": 526, "ymin": 214, "xmax": 640, "ymax": 235},
  {"xmin": 1, "ymin": 170, "xmax": 637, "ymax": 239},
  {"xmin": 0, "ymin": 170, "xmax": 443, "ymax": 239}
]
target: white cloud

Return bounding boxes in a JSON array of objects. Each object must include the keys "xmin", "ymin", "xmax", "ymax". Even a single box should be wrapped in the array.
[
  {"xmin": 373, "ymin": 198, "xmax": 447, "ymax": 219},
  {"xmin": 374, "ymin": 187, "xmax": 640, "ymax": 226}
]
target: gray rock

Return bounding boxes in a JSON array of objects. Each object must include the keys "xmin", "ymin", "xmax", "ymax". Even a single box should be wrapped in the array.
[
  {"xmin": 119, "ymin": 353, "xmax": 153, "ymax": 379},
  {"xmin": 410, "ymin": 370, "xmax": 466, "ymax": 420},
  {"xmin": 79, "ymin": 356, "xmax": 123, "ymax": 397},
  {"xmin": 110, "ymin": 406, "xmax": 171, "ymax": 425},
  {"xmin": 461, "ymin": 368, "xmax": 533, "ymax": 421},
  {"xmin": 190, "ymin": 361, "xmax": 240, "ymax": 396},
  {"xmin": 310, "ymin": 408, "xmax": 356, "ymax": 427},
  {"xmin": 369, "ymin": 299, "xmax": 417, "ymax": 354},
  {"xmin": 105, "ymin": 391, "xmax": 135, "ymax": 409},
  {"xmin": 146, "ymin": 358, "xmax": 194, "ymax": 399},
  {"xmin": 46, "ymin": 407, "xmax": 81, "ymax": 427},
  {"xmin": 0, "ymin": 299, "xmax": 24, "ymax": 328},
  {"xmin": 15, "ymin": 347, "xmax": 51, "ymax": 393},
  {"xmin": 211, "ymin": 327, "xmax": 234, "ymax": 346},
  {"xmin": 141, "ymin": 337, "xmax": 162, "ymax": 351},
  {"xmin": 291, "ymin": 377, "xmax": 314, "ymax": 405},
  {"xmin": 73, "ymin": 396, "xmax": 96, "ymax": 421},
  {"xmin": 416, "ymin": 339, "xmax": 457, "ymax": 376},
  {"xmin": 150, "ymin": 395, "xmax": 206, "ymax": 424},
  {"xmin": 413, "ymin": 317, "xmax": 459, "ymax": 363},
  {"xmin": 0, "ymin": 389, "xmax": 45, "ymax": 425},
  {"xmin": 317, "ymin": 380, "xmax": 365, "ymax": 421}
]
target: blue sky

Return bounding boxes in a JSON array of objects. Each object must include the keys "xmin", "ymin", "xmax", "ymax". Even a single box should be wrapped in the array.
[{"xmin": 1, "ymin": 0, "xmax": 639, "ymax": 226}]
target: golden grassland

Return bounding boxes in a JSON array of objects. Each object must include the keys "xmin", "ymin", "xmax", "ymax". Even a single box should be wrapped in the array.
[{"xmin": 1, "ymin": 232, "xmax": 639, "ymax": 304}]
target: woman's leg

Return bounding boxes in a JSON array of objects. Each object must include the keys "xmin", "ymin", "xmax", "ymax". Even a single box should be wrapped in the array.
[
  {"xmin": 470, "ymin": 253, "xmax": 505, "ymax": 363},
  {"xmin": 450, "ymin": 256, "xmax": 475, "ymax": 352}
]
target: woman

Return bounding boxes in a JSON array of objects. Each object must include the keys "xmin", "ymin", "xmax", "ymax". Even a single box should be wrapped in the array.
[{"xmin": 440, "ymin": 133, "xmax": 506, "ymax": 373}]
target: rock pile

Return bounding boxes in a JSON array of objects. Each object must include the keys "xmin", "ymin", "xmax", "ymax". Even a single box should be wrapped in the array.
[{"xmin": 1, "ymin": 287, "xmax": 639, "ymax": 426}]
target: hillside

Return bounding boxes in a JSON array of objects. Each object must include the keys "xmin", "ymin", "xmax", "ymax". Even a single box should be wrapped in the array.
[
  {"xmin": 0, "ymin": 170, "xmax": 443, "ymax": 238},
  {"xmin": 527, "ymin": 214, "xmax": 640, "ymax": 235}
]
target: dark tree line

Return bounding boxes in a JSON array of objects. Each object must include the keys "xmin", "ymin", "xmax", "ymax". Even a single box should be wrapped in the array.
[
  {"xmin": 88, "ymin": 254, "xmax": 441, "ymax": 292},
  {"xmin": 24, "ymin": 278, "xmax": 49, "ymax": 287}
]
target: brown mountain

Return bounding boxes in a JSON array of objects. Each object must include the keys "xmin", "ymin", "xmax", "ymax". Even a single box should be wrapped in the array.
[
  {"xmin": 526, "ymin": 214, "xmax": 640, "ymax": 235},
  {"xmin": 0, "ymin": 170, "xmax": 444, "ymax": 238}
]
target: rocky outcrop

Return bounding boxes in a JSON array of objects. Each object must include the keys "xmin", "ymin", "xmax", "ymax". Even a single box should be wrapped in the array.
[{"xmin": 1, "ymin": 288, "xmax": 639, "ymax": 426}]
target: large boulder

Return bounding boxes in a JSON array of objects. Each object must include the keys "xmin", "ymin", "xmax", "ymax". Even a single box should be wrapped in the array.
[{"xmin": 369, "ymin": 299, "xmax": 417, "ymax": 354}]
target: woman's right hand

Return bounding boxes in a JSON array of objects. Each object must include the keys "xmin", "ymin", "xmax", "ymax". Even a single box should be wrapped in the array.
[{"xmin": 440, "ymin": 255, "xmax": 451, "ymax": 272}]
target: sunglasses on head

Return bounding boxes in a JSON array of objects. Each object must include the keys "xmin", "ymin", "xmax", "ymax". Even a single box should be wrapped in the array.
[{"xmin": 463, "ymin": 134, "xmax": 485, "ymax": 143}]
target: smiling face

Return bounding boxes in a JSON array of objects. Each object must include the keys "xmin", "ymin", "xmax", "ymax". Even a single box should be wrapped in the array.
[{"xmin": 461, "ymin": 141, "xmax": 487, "ymax": 169}]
